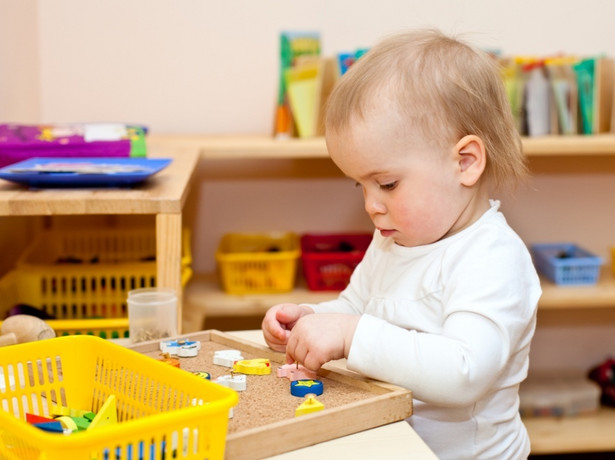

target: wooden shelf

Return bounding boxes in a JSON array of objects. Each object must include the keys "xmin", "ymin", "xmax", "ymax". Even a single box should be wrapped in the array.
[
  {"xmin": 523, "ymin": 134, "xmax": 615, "ymax": 157},
  {"xmin": 538, "ymin": 271, "xmax": 615, "ymax": 310},
  {"xmin": 149, "ymin": 134, "xmax": 330, "ymax": 159},
  {"xmin": 524, "ymin": 407, "xmax": 615, "ymax": 454},
  {"xmin": 185, "ymin": 272, "xmax": 615, "ymax": 322},
  {"xmin": 148, "ymin": 133, "xmax": 615, "ymax": 160},
  {"xmin": 185, "ymin": 273, "xmax": 337, "ymax": 319}
]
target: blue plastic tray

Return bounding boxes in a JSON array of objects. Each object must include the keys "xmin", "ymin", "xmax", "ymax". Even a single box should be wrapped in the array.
[
  {"xmin": 531, "ymin": 243, "xmax": 603, "ymax": 285},
  {"xmin": 0, "ymin": 157, "xmax": 171, "ymax": 187}
]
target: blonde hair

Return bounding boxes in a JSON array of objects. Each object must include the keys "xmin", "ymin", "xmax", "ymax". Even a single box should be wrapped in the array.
[{"xmin": 326, "ymin": 29, "xmax": 527, "ymax": 191}]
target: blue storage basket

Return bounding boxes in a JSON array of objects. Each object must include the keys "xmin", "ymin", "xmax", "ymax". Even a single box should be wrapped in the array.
[{"xmin": 531, "ymin": 243, "xmax": 603, "ymax": 286}]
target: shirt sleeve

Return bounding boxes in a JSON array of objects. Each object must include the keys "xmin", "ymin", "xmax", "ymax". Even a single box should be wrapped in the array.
[{"xmin": 346, "ymin": 233, "xmax": 540, "ymax": 407}]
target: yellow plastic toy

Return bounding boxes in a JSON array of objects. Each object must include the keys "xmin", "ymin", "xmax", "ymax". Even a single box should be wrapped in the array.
[
  {"xmin": 87, "ymin": 394, "xmax": 117, "ymax": 430},
  {"xmin": 295, "ymin": 394, "xmax": 324, "ymax": 417},
  {"xmin": 233, "ymin": 358, "xmax": 271, "ymax": 375}
]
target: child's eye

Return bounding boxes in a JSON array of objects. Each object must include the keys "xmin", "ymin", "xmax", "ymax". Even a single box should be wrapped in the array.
[{"xmin": 380, "ymin": 181, "xmax": 398, "ymax": 191}]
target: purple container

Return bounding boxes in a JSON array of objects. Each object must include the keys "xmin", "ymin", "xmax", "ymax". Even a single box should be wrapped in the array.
[{"xmin": 0, "ymin": 123, "xmax": 146, "ymax": 167}]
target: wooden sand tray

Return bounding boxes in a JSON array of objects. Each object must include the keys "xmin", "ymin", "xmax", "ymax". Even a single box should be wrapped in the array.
[{"xmin": 129, "ymin": 330, "xmax": 413, "ymax": 459}]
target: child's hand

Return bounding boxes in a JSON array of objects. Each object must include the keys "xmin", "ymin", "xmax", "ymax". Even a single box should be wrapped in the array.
[
  {"xmin": 285, "ymin": 313, "xmax": 360, "ymax": 371},
  {"xmin": 262, "ymin": 303, "xmax": 314, "ymax": 352}
]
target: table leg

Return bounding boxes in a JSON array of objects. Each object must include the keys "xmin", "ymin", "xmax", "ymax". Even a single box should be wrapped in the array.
[{"xmin": 156, "ymin": 212, "xmax": 183, "ymax": 333}]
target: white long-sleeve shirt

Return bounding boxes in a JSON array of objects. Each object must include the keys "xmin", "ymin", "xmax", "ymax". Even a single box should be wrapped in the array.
[{"xmin": 308, "ymin": 201, "xmax": 541, "ymax": 459}]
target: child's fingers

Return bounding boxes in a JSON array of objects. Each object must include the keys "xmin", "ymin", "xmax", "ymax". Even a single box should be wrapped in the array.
[{"xmin": 275, "ymin": 303, "xmax": 303, "ymax": 324}]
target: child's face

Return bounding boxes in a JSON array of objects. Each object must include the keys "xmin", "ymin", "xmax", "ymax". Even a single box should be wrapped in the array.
[{"xmin": 326, "ymin": 110, "xmax": 475, "ymax": 248}]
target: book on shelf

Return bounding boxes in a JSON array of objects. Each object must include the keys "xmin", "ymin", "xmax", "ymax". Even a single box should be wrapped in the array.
[{"xmin": 502, "ymin": 56, "xmax": 615, "ymax": 137}]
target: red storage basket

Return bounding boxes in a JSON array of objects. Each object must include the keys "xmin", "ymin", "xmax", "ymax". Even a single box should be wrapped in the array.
[{"xmin": 300, "ymin": 233, "xmax": 372, "ymax": 291}]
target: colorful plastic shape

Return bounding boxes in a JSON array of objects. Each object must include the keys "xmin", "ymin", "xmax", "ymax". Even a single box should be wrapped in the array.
[
  {"xmin": 50, "ymin": 405, "xmax": 92, "ymax": 418},
  {"xmin": 70, "ymin": 416, "xmax": 92, "ymax": 431},
  {"xmin": 33, "ymin": 421, "xmax": 64, "ymax": 433},
  {"xmin": 158, "ymin": 354, "xmax": 180, "ymax": 368},
  {"xmin": 233, "ymin": 358, "xmax": 271, "ymax": 375},
  {"xmin": 87, "ymin": 394, "xmax": 117, "ymax": 431},
  {"xmin": 160, "ymin": 339, "xmax": 201, "ymax": 357},
  {"xmin": 56, "ymin": 416, "xmax": 78, "ymax": 431},
  {"xmin": 277, "ymin": 363, "xmax": 317, "ymax": 381},
  {"xmin": 178, "ymin": 342, "xmax": 200, "ymax": 357},
  {"xmin": 295, "ymin": 394, "xmax": 325, "ymax": 417},
  {"xmin": 213, "ymin": 349, "xmax": 244, "ymax": 367},
  {"xmin": 215, "ymin": 374, "xmax": 247, "ymax": 391},
  {"xmin": 26, "ymin": 413, "xmax": 55, "ymax": 425},
  {"xmin": 290, "ymin": 379, "xmax": 323, "ymax": 397},
  {"xmin": 192, "ymin": 371, "xmax": 211, "ymax": 380}
]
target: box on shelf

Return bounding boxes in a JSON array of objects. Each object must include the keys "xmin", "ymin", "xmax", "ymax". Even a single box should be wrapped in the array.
[
  {"xmin": 0, "ymin": 335, "xmax": 237, "ymax": 460},
  {"xmin": 215, "ymin": 232, "xmax": 300, "ymax": 294},
  {"xmin": 0, "ymin": 123, "xmax": 147, "ymax": 168},
  {"xmin": 519, "ymin": 373, "xmax": 602, "ymax": 417},
  {"xmin": 300, "ymin": 233, "xmax": 372, "ymax": 291},
  {"xmin": 531, "ymin": 243, "xmax": 603, "ymax": 285},
  {"xmin": 0, "ymin": 227, "xmax": 192, "ymax": 338}
]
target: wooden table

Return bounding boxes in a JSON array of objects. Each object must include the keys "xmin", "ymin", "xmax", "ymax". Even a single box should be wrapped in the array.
[
  {"xmin": 0, "ymin": 146, "xmax": 199, "ymax": 330},
  {"xmin": 227, "ymin": 329, "xmax": 438, "ymax": 459}
]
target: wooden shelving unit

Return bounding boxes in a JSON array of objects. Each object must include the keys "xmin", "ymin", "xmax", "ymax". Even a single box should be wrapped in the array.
[
  {"xmin": 150, "ymin": 133, "xmax": 615, "ymax": 159},
  {"xmin": 165, "ymin": 133, "xmax": 615, "ymax": 455},
  {"xmin": 524, "ymin": 407, "xmax": 615, "ymax": 455}
]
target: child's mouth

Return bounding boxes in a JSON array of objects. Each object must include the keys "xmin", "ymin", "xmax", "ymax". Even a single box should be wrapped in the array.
[{"xmin": 378, "ymin": 228, "xmax": 396, "ymax": 237}]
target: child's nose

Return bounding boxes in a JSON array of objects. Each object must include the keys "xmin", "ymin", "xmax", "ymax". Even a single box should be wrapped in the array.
[{"xmin": 364, "ymin": 194, "xmax": 386, "ymax": 215}]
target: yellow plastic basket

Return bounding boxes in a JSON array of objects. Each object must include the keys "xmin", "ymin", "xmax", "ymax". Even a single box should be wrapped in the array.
[
  {"xmin": 215, "ymin": 232, "xmax": 300, "ymax": 294},
  {"xmin": 0, "ymin": 227, "xmax": 192, "ymax": 338},
  {"xmin": 0, "ymin": 335, "xmax": 238, "ymax": 460}
]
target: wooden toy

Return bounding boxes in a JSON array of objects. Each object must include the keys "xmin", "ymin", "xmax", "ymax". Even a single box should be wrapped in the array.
[
  {"xmin": 0, "ymin": 332, "xmax": 17, "ymax": 347},
  {"xmin": 26, "ymin": 413, "xmax": 55, "ymax": 425},
  {"xmin": 213, "ymin": 349, "xmax": 243, "ymax": 367},
  {"xmin": 56, "ymin": 416, "xmax": 78, "ymax": 432},
  {"xmin": 70, "ymin": 416, "xmax": 92, "ymax": 431},
  {"xmin": 233, "ymin": 358, "xmax": 271, "ymax": 375},
  {"xmin": 87, "ymin": 395, "xmax": 117, "ymax": 431},
  {"xmin": 192, "ymin": 371, "xmax": 211, "ymax": 380},
  {"xmin": 177, "ymin": 342, "xmax": 200, "ymax": 357},
  {"xmin": 277, "ymin": 363, "xmax": 317, "ymax": 381},
  {"xmin": 295, "ymin": 394, "xmax": 324, "ymax": 417},
  {"xmin": 160, "ymin": 339, "xmax": 201, "ymax": 357},
  {"xmin": 50, "ymin": 405, "xmax": 93, "ymax": 418},
  {"xmin": 0, "ymin": 314, "xmax": 55, "ymax": 344},
  {"xmin": 33, "ymin": 420, "xmax": 64, "ymax": 433},
  {"xmin": 215, "ymin": 374, "xmax": 247, "ymax": 391},
  {"xmin": 290, "ymin": 379, "xmax": 323, "ymax": 397},
  {"xmin": 158, "ymin": 353, "xmax": 180, "ymax": 368}
]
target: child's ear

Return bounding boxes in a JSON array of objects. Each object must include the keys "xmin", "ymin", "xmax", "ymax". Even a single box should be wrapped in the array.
[{"xmin": 455, "ymin": 135, "xmax": 486, "ymax": 187}]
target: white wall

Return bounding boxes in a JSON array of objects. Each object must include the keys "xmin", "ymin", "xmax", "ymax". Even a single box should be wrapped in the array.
[
  {"xmin": 2, "ymin": 0, "xmax": 615, "ymax": 373},
  {"xmin": 3, "ymin": 0, "xmax": 615, "ymax": 130},
  {"xmin": 0, "ymin": 0, "xmax": 40, "ymax": 122}
]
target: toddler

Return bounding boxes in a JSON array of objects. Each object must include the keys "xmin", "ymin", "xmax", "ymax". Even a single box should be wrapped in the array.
[{"xmin": 262, "ymin": 29, "xmax": 541, "ymax": 459}]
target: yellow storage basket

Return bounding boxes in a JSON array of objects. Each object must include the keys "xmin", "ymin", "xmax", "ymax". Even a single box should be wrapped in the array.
[
  {"xmin": 0, "ymin": 227, "xmax": 192, "ymax": 338},
  {"xmin": 0, "ymin": 335, "xmax": 237, "ymax": 459},
  {"xmin": 215, "ymin": 232, "xmax": 300, "ymax": 294}
]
